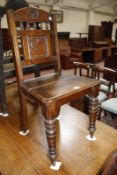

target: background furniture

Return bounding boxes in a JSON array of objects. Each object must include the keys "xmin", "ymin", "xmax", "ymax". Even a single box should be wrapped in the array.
[
  {"xmin": 70, "ymin": 33, "xmax": 89, "ymax": 49},
  {"xmin": 7, "ymin": 7, "xmax": 100, "ymax": 165},
  {"xmin": 69, "ymin": 45, "xmax": 116, "ymax": 63},
  {"xmin": 58, "ymin": 32, "xmax": 70, "ymax": 52},
  {"xmin": 71, "ymin": 62, "xmax": 95, "ymax": 114},
  {"xmin": 60, "ymin": 47, "xmax": 82, "ymax": 69},
  {"xmin": 92, "ymin": 66, "xmax": 117, "ymax": 120},
  {"xmin": 58, "ymin": 32, "xmax": 83, "ymax": 69},
  {"xmin": 88, "ymin": 25, "xmax": 104, "ymax": 43},
  {"xmin": 88, "ymin": 22, "xmax": 113, "ymax": 45},
  {"xmin": 105, "ymin": 54, "xmax": 117, "ymax": 69},
  {"xmin": 101, "ymin": 97, "xmax": 117, "ymax": 119}
]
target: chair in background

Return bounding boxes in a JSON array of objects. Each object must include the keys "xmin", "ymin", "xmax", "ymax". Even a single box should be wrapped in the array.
[
  {"xmin": 7, "ymin": 7, "xmax": 100, "ymax": 165},
  {"xmin": 60, "ymin": 47, "xmax": 82, "ymax": 69},
  {"xmin": 92, "ymin": 66, "xmax": 117, "ymax": 98},
  {"xmin": 92, "ymin": 66, "xmax": 117, "ymax": 119},
  {"xmin": 101, "ymin": 97, "xmax": 117, "ymax": 119},
  {"xmin": 73, "ymin": 61, "xmax": 95, "ymax": 77},
  {"xmin": 71, "ymin": 63, "xmax": 117, "ymax": 117},
  {"xmin": 71, "ymin": 62, "xmax": 95, "ymax": 114}
]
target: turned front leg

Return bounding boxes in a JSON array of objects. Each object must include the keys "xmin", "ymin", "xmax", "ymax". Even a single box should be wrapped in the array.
[
  {"xmin": 88, "ymin": 96, "xmax": 98, "ymax": 138},
  {"xmin": 44, "ymin": 118, "xmax": 57, "ymax": 165},
  {"xmin": 42, "ymin": 103, "xmax": 60, "ymax": 165}
]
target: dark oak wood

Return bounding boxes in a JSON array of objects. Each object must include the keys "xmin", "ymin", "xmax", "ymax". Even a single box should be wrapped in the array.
[{"xmin": 7, "ymin": 7, "xmax": 100, "ymax": 164}]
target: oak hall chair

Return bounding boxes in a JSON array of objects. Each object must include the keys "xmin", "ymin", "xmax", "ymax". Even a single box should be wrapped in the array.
[{"xmin": 7, "ymin": 7, "xmax": 100, "ymax": 165}]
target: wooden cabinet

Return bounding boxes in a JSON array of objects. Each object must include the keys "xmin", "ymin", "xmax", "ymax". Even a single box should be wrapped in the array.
[
  {"xmin": 89, "ymin": 22, "xmax": 113, "ymax": 44},
  {"xmin": 89, "ymin": 25, "xmax": 104, "ymax": 43},
  {"xmin": 94, "ymin": 49, "xmax": 102, "ymax": 62}
]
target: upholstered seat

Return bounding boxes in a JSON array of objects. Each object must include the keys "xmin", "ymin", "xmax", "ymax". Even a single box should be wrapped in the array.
[
  {"xmin": 93, "ymin": 67, "xmax": 117, "ymax": 97},
  {"xmin": 100, "ymin": 82, "xmax": 117, "ymax": 94},
  {"xmin": 97, "ymin": 91, "xmax": 107, "ymax": 103},
  {"xmin": 101, "ymin": 98, "xmax": 117, "ymax": 115}
]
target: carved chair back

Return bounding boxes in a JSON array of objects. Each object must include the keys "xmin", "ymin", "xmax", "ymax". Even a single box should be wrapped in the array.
[{"xmin": 7, "ymin": 7, "xmax": 61, "ymax": 82}]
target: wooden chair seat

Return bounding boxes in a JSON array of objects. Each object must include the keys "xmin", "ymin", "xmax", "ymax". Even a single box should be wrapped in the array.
[{"xmin": 21, "ymin": 73, "xmax": 99, "ymax": 101}]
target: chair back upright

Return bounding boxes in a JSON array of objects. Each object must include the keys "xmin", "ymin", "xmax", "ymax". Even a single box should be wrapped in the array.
[
  {"xmin": 6, "ymin": 7, "xmax": 61, "ymax": 82},
  {"xmin": 92, "ymin": 66, "xmax": 117, "ymax": 97}
]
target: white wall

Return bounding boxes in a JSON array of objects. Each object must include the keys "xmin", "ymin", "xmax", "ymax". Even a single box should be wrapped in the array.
[
  {"xmin": 0, "ymin": 2, "xmax": 114, "ymax": 39},
  {"xmin": 57, "ymin": 9, "xmax": 88, "ymax": 37},
  {"xmin": 93, "ymin": 13, "xmax": 112, "ymax": 26},
  {"xmin": 57, "ymin": 8, "xmax": 113, "ymax": 37}
]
